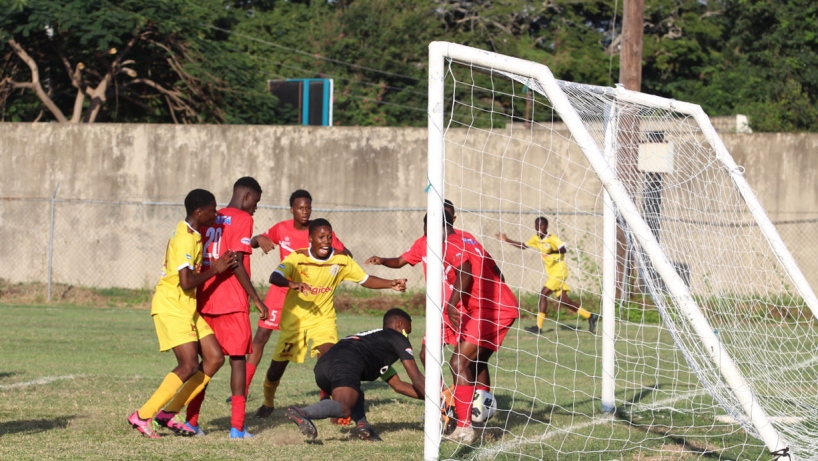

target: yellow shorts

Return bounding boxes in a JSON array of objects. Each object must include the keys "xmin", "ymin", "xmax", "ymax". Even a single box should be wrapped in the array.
[
  {"xmin": 153, "ymin": 311, "xmax": 213, "ymax": 352},
  {"xmin": 272, "ymin": 319, "xmax": 338, "ymax": 363},
  {"xmin": 544, "ymin": 263, "xmax": 571, "ymax": 296}
]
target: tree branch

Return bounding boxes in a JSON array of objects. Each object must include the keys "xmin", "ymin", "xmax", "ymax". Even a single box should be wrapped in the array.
[{"xmin": 7, "ymin": 39, "xmax": 68, "ymax": 122}]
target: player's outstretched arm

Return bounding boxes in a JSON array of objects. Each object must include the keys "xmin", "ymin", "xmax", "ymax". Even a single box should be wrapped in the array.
[
  {"xmin": 496, "ymin": 232, "xmax": 528, "ymax": 250},
  {"xmin": 364, "ymin": 255, "xmax": 410, "ymax": 269},
  {"xmin": 179, "ymin": 250, "xmax": 238, "ymax": 291},
  {"xmin": 250, "ymin": 234, "xmax": 276, "ymax": 254},
  {"xmin": 385, "ymin": 372, "xmax": 423, "ymax": 399},
  {"xmin": 361, "ymin": 276, "xmax": 407, "ymax": 292},
  {"xmin": 233, "ymin": 252, "xmax": 269, "ymax": 320},
  {"xmin": 400, "ymin": 358, "xmax": 426, "ymax": 399},
  {"xmin": 270, "ymin": 271, "xmax": 312, "ymax": 295}
]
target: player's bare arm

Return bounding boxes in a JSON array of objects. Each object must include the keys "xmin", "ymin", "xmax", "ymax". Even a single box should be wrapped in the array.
[
  {"xmin": 361, "ymin": 276, "xmax": 407, "ymax": 292},
  {"xmin": 364, "ymin": 255, "xmax": 410, "ymax": 269},
  {"xmin": 233, "ymin": 252, "xmax": 269, "ymax": 320},
  {"xmin": 269, "ymin": 271, "xmax": 312, "ymax": 295},
  {"xmin": 447, "ymin": 260, "xmax": 473, "ymax": 331},
  {"xmin": 385, "ymin": 371, "xmax": 423, "ymax": 399},
  {"xmin": 250, "ymin": 234, "xmax": 276, "ymax": 254},
  {"xmin": 496, "ymin": 232, "xmax": 528, "ymax": 250},
  {"xmin": 401, "ymin": 358, "xmax": 426, "ymax": 398},
  {"xmin": 179, "ymin": 250, "xmax": 238, "ymax": 291}
]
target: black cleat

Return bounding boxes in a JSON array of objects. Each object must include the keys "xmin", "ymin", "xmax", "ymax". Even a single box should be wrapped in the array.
[
  {"xmin": 254, "ymin": 404, "xmax": 275, "ymax": 419},
  {"xmin": 524, "ymin": 325, "xmax": 542, "ymax": 335},
  {"xmin": 588, "ymin": 313, "xmax": 599, "ymax": 334},
  {"xmin": 285, "ymin": 406, "xmax": 318, "ymax": 440},
  {"xmin": 356, "ymin": 422, "xmax": 382, "ymax": 442}
]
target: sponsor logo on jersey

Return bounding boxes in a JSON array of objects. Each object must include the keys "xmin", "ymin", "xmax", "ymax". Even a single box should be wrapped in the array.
[
  {"xmin": 215, "ymin": 215, "xmax": 232, "ymax": 225},
  {"xmin": 308, "ymin": 286, "xmax": 332, "ymax": 295},
  {"xmin": 462, "ymin": 238, "xmax": 477, "ymax": 245},
  {"xmin": 185, "ymin": 253, "xmax": 192, "ymax": 260},
  {"xmin": 405, "ymin": 348, "xmax": 414, "ymax": 356},
  {"xmin": 299, "ymin": 268, "xmax": 310, "ymax": 278},
  {"xmin": 241, "ymin": 237, "xmax": 251, "ymax": 245}
]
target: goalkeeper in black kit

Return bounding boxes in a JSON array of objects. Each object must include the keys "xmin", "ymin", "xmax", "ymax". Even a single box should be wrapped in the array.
[{"xmin": 285, "ymin": 308, "xmax": 425, "ymax": 442}]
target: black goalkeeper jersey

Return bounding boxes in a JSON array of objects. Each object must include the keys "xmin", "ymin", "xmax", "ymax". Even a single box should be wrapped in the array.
[{"xmin": 320, "ymin": 328, "xmax": 415, "ymax": 382}]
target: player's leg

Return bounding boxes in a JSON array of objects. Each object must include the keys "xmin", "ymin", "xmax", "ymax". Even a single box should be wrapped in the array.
[
  {"xmin": 449, "ymin": 340, "xmax": 479, "ymax": 442},
  {"xmin": 243, "ymin": 286, "xmax": 284, "ymax": 398},
  {"xmin": 557, "ymin": 290, "xmax": 598, "ymax": 333},
  {"xmin": 257, "ymin": 325, "xmax": 305, "ymax": 418},
  {"xmin": 129, "ymin": 314, "xmax": 199, "ymax": 438},
  {"xmin": 527, "ymin": 286, "xmax": 551, "ymax": 335}
]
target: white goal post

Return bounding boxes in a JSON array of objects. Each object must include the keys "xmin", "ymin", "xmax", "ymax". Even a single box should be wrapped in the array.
[{"xmin": 425, "ymin": 41, "xmax": 818, "ymax": 460}]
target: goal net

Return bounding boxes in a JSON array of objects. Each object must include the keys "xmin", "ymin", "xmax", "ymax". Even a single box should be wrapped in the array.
[{"xmin": 424, "ymin": 42, "xmax": 818, "ymax": 461}]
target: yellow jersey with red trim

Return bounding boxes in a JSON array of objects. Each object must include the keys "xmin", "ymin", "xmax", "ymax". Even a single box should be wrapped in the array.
[
  {"xmin": 525, "ymin": 233, "xmax": 566, "ymax": 272},
  {"xmin": 152, "ymin": 220, "xmax": 202, "ymax": 316},
  {"xmin": 275, "ymin": 248, "xmax": 369, "ymax": 331}
]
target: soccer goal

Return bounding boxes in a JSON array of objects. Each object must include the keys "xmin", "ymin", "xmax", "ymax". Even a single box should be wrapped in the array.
[{"xmin": 424, "ymin": 41, "xmax": 818, "ymax": 461}]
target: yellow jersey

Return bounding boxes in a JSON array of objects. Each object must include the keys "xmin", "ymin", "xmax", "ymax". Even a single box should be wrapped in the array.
[
  {"xmin": 152, "ymin": 220, "xmax": 202, "ymax": 316},
  {"xmin": 525, "ymin": 233, "xmax": 566, "ymax": 272},
  {"xmin": 275, "ymin": 248, "xmax": 369, "ymax": 331}
]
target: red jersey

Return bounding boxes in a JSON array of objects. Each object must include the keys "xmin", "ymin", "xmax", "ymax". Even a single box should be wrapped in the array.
[
  {"xmin": 458, "ymin": 235, "xmax": 519, "ymax": 320},
  {"xmin": 401, "ymin": 233, "xmax": 463, "ymax": 285},
  {"xmin": 260, "ymin": 219, "xmax": 346, "ymax": 260},
  {"xmin": 197, "ymin": 207, "xmax": 254, "ymax": 315}
]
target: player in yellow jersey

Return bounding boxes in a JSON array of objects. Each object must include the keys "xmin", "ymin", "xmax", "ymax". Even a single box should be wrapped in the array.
[
  {"xmin": 128, "ymin": 189, "xmax": 238, "ymax": 438},
  {"xmin": 254, "ymin": 218, "xmax": 407, "ymax": 418},
  {"xmin": 498, "ymin": 216, "xmax": 598, "ymax": 335}
]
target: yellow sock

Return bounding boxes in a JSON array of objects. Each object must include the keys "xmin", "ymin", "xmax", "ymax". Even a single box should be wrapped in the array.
[
  {"xmin": 163, "ymin": 371, "xmax": 211, "ymax": 413},
  {"xmin": 263, "ymin": 378, "xmax": 280, "ymax": 408},
  {"xmin": 137, "ymin": 373, "xmax": 184, "ymax": 420},
  {"xmin": 536, "ymin": 312, "xmax": 547, "ymax": 329},
  {"xmin": 577, "ymin": 307, "xmax": 592, "ymax": 319}
]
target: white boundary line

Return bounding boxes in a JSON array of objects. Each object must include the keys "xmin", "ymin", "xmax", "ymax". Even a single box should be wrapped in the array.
[{"xmin": 0, "ymin": 375, "xmax": 82, "ymax": 389}]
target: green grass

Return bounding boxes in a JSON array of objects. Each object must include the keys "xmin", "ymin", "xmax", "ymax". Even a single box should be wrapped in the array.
[{"xmin": 0, "ymin": 301, "xmax": 769, "ymax": 460}]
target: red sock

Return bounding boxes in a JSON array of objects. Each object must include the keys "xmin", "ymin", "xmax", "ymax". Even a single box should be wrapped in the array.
[
  {"xmin": 245, "ymin": 363, "xmax": 257, "ymax": 397},
  {"xmin": 476, "ymin": 384, "xmax": 489, "ymax": 392},
  {"xmin": 454, "ymin": 385, "xmax": 475, "ymax": 428},
  {"xmin": 230, "ymin": 395, "xmax": 246, "ymax": 431},
  {"xmin": 186, "ymin": 389, "xmax": 205, "ymax": 426}
]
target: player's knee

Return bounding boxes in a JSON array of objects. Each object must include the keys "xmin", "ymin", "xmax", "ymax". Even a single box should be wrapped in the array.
[
  {"xmin": 204, "ymin": 354, "xmax": 225, "ymax": 371},
  {"xmin": 176, "ymin": 362, "xmax": 199, "ymax": 381}
]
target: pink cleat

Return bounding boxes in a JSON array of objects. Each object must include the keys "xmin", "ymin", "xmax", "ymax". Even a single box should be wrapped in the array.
[
  {"xmin": 154, "ymin": 410, "xmax": 195, "ymax": 436},
  {"xmin": 128, "ymin": 411, "xmax": 160, "ymax": 439}
]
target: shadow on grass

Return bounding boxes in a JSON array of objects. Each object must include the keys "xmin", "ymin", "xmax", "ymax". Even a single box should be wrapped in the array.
[
  {"xmin": 613, "ymin": 385, "xmax": 724, "ymax": 460},
  {"xmin": 0, "ymin": 371, "xmax": 22, "ymax": 380},
  {"xmin": 0, "ymin": 416, "xmax": 75, "ymax": 436}
]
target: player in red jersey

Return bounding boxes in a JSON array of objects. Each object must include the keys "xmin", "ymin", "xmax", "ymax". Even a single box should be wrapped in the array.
[
  {"xmin": 367, "ymin": 205, "xmax": 519, "ymax": 443},
  {"xmin": 240, "ymin": 190, "xmax": 349, "ymax": 401},
  {"xmin": 183, "ymin": 177, "xmax": 269, "ymax": 439}
]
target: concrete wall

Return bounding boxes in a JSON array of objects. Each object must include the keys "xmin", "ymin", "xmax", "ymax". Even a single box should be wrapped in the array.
[{"xmin": 1, "ymin": 123, "xmax": 817, "ymax": 295}]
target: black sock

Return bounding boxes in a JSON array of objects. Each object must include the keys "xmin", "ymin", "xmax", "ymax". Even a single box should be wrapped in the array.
[{"xmin": 300, "ymin": 399, "xmax": 343, "ymax": 420}]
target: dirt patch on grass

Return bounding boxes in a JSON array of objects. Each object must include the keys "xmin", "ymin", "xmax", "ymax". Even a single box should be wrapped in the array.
[{"xmin": 0, "ymin": 280, "xmax": 151, "ymax": 308}]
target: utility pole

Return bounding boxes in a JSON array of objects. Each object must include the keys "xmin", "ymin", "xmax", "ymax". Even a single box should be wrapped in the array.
[
  {"xmin": 620, "ymin": 0, "xmax": 644, "ymax": 91},
  {"xmin": 615, "ymin": 0, "xmax": 644, "ymax": 299}
]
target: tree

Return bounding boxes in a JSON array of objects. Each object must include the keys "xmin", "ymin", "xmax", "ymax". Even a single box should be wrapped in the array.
[{"xmin": 0, "ymin": 0, "xmax": 278, "ymax": 123}]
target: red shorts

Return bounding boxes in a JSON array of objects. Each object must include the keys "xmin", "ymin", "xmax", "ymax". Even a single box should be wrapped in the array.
[
  {"xmin": 202, "ymin": 311, "xmax": 252, "ymax": 356},
  {"xmin": 257, "ymin": 285, "xmax": 286, "ymax": 330},
  {"xmin": 459, "ymin": 314, "xmax": 516, "ymax": 352},
  {"xmin": 422, "ymin": 309, "xmax": 458, "ymax": 347}
]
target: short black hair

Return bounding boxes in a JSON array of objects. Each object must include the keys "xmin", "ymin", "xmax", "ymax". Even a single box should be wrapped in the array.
[
  {"xmin": 234, "ymin": 176, "xmax": 262, "ymax": 194},
  {"xmin": 184, "ymin": 189, "xmax": 215, "ymax": 216},
  {"xmin": 443, "ymin": 199, "xmax": 454, "ymax": 212},
  {"xmin": 289, "ymin": 189, "xmax": 312, "ymax": 207},
  {"xmin": 535, "ymin": 216, "xmax": 549, "ymax": 227},
  {"xmin": 423, "ymin": 211, "xmax": 454, "ymax": 227},
  {"xmin": 383, "ymin": 308, "xmax": 412, "ymax": 327},
  {"xmin": 309, "ymin": 218, "xmax": 332, "ymax": 235}
]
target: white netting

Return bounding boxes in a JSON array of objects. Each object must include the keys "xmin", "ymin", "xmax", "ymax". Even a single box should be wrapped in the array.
[{"xmin": 428, "ymin": 44, "xmax": 818, "ymax": 461}]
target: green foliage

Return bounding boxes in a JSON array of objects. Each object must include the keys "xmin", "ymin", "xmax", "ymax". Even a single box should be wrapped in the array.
[{"xmin": 2, "ymin": 0, "xmax": 817, "ymax": 130}]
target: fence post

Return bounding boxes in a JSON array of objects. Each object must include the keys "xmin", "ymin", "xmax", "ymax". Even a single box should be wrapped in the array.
[{"xmin": 47, "ymin": 183, "xmax": 60, "ymax": 302}]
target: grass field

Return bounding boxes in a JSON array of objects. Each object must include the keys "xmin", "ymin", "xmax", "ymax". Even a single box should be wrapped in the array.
[{"xmin": 0, "ymin": 293, "xmax": 769, "ymax": 460}]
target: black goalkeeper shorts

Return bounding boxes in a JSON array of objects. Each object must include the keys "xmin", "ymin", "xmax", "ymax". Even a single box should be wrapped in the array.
[{"xmin": 314, "ymin": 356, "xmax": 363, "ymax": 394}]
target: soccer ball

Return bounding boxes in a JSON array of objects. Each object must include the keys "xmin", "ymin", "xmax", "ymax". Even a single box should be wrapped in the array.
[{"xmin": 471, "ymin": 389, "xmax": 497, "ymax": 424}]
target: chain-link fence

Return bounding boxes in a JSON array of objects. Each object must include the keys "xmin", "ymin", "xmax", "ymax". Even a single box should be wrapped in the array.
[{"xmin": 4, "ymin": 193, "xmax": 818, "ymax": 303}]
